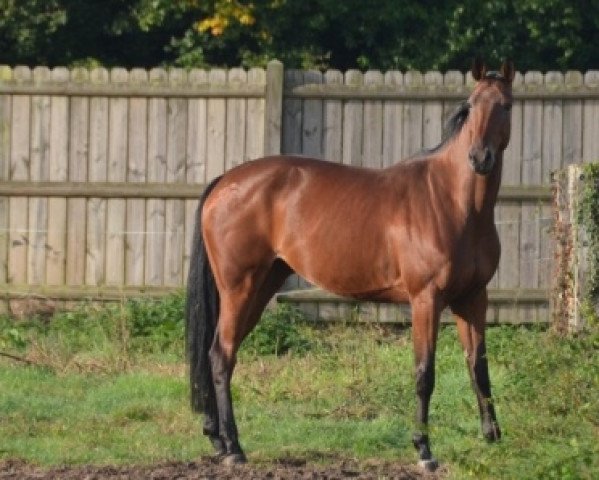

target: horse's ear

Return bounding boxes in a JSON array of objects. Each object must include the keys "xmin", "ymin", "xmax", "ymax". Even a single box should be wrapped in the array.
[
  {"xmin": 471, "ymin": 57, "xmax": 487, "ymax": 81},
  {"xmin": 500, "ymin": 59, "xmax": 515, "ymax": 82}
]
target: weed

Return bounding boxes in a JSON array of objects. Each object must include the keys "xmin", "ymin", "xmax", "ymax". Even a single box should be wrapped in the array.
[{"xmin": 241, "ymin": 304, "xmax": 313, "ymax": 357}]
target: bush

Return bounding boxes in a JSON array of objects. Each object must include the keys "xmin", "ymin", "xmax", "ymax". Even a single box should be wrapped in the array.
[
  {"xmin": 0, "ymin": 295, "xmax": 311, "ymax": 371},
  {"xmin": 241, "ymin": 304, "xmax": 312, "ymax": 357}
]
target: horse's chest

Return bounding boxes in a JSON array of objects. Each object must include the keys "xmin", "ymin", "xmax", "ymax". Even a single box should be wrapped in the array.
[{"xmin": 445, "ymin": 234, "xmax": 500, "ymax": 293}]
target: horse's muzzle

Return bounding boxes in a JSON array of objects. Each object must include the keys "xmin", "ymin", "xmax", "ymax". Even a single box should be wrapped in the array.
[{"xmin": 469, "ymin": 147, "xmax": 495, "ymax": 175}]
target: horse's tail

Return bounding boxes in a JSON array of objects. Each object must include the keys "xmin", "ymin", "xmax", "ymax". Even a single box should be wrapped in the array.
[{"xmin": 186, "ymin": 176, "xmax": 222, "ymax": 413}]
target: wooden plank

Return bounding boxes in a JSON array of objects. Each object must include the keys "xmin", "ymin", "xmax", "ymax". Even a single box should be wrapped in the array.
[
  {"xmin": 0, "ymin": 283, "xmax": 181, "ymax": 301},
  {"xmin": 225, "ymin": 68, "xmax": 247, "ymax": 171},
  {"xmin": 502, "ymin": 72, "xmax": 524, "ymax": 184},
  {"xmin": 66, "ymin": 68, "xmax": 89, "ymax": 286},
  {"xmin": 294, "ymin": 70, "xmax": 322, "ymax": 290},
  {"xmin": 582, "ymin": 71, "xmax": 599, "ymax": 163},
  {"xmin": 0, "ymin": 182, "xmax": 551, "ymax": 202},
  {"xmin": 205, "ymin": 69, "xmax": 227, "ymax": 181},
  {"xmin": 0, "ymin": 66, "xmax": 11, "ymax": 311},
  {"xmin": 184, "ymin": 69, "xmax": 208, "ymax": 280},
  {"xmin": 302, "ymin": 70, "xmax": 323, "ymax": 158},
  {"xmin": 246, "ymin": 68, "xmax": 265, "ymax": 160},
  {"xmin": 285, "ymin": 84, "xmax": 599, "ymax": 100},
  {"xmin": 562, "ymin": 72, "xmax": 583, "ymax": 167},
  {"xmin": 85, "ymin": 68, "xmax": 109, "ymax": 286},
  {"xmin": 323, "ymin": 70, "xmax": 343, "ymax": 163},
  {"xmin": 105, "ymin": 68, "xmax": 128, "ymax": 286},
  {"xmin": 126, "ymin": 69, "xmax": 149, "ymax": 286},
  {"xmin": 362, "ymin": 70, "xmax": 384, "ymax": 168},
  {"xmin": 283, "ymin": 287, "xmax": 550, "ymax": 323},
  {"xmin": 46, "ymin": 67, "xmax": 69, "ymax": 286},
  {"xmin": 145, "ymin": 68, "xmax": 167, "ymax": 286},
  {"xmin": 542, "ymin": 72, "xmax": 564, "ymax": 180},
  {"xmin": 422, "ymin": 71, "xmax": 443, "ymax": 150},
  {"xmin": 0, "ymin": 73, "xmax": 596, "ymax": 100},
  {"xmin": 164, "ymin": 69, "xmax": 187, "ymax": 286},
  {"xmin": 281, "ymin": 70, "xmax": 303, "ymax": 155},
  {"xmin": 496, "ymin": 201, "xmax": 521, "ymax": 316},
  {"xmin": 342, "ymin": 70, "xmax": 364, "ymax": 166},
  {"xmin": 382, "ymin": 71, "xmax": 403, "ymax": 167},
  {"xmin": 263, "ymin": 60, "xmax": 283, "ymax": 155},
  {"xmin": 402, "ymin": 71, "xmax": 424, "ymax": 158},
  {"xmin": 281, "ymin": 70, "xmax": 305, "ymax": 290},
  {"xmin": 519, "ymin": 71, "xmax": 544, "ymax": 323},
  {"xmin": 539, "ymin": 72, "xmax": 563, "ymax": 312},
  {"xmin": 277, "ymin": 288, "xmax": 549, "ymax": 305},
  {"xmin": 496, "ymin": 72, "xmax": 523, "ymax": 323},
  {"xmin": 442, "ymin": 70, "xmax": 465, "ymax": 128},
  {"xmin": 28, "ymin": 67, "xmax": 51, "ymax": 285},
  {"xmin": 0, "ymin": 81, "xmax": 265, "ymax": 98}
]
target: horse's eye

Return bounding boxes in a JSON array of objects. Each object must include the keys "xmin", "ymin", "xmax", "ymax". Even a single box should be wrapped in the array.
[{"xmin": 504, "ymin": 103, "xmax": 512, "ymax": 112}]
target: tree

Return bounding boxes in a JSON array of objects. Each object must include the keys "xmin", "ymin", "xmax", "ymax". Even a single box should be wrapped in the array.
[
  {"xmin": 0, "ymin": 0, "xmax": 66, "ymax": 65},
  {"xmin": 442, "ymin": 0, "xmax": 599, "ymax": 71},
  {"xmin": 1, "ymin": 0, "xmax": 597, "ymax": 71}
]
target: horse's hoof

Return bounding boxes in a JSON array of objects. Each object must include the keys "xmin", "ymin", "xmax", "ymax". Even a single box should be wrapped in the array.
[
  {"xmin": 418, "ymin": 458, "xmax": 439, "ymax": 472},
  {"xmin": 209, "ymin": 437, "xmax": 226, "ymax": 457},
  {"xmin": 221, "ymin": 453, "xmax": 247, "ymax": 466}
]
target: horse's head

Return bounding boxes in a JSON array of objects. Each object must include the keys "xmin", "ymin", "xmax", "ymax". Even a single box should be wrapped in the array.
[{"xmin": 465, "ymin": 58, "xmax": 514, "ymax": 175}]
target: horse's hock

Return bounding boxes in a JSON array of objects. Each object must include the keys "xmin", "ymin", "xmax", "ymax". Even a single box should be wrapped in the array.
[{"xmin": 552, "ymin": 163, "xmax": 599, "ymax": 333}]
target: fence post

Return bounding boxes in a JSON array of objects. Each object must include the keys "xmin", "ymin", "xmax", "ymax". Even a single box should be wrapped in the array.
[
  {"xmin": 552, "ymin": 164, "xmax": 599, "ymax": 333},
  {"xmin": 263, "ymin": 60, "xmax": 284, "ymax": 156}
]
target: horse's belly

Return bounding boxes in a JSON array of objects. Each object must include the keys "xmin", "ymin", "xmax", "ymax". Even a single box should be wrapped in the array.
[{"xmin": 279, "ymin": 238, "xmax": 408, "ymax": 303}]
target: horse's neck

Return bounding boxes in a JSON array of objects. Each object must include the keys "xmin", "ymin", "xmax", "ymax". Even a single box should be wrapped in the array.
[{"xmin": 435, "ymin": 142, "xmax": 502, "ymax": 221}]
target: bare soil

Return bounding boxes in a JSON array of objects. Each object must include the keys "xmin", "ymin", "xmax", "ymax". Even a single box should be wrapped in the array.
[{"xmin": 0, "ymin": 457, "xmax": 445, "ymax": 479}]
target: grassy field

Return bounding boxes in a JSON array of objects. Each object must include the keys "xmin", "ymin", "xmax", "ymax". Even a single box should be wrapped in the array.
[{"xmin": 0, "ymin": 294, "xmax": 597, "ymax": 479}]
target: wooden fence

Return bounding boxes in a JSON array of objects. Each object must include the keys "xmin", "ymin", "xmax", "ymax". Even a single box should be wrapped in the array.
[{"xmin": 1, "ymin": 61, "xmax": 599, "ymax": 322}]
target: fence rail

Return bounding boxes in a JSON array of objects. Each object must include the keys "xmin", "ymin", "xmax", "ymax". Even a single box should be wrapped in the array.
[
  {"xmin": 0, "ymin": 181, "xmax": 552, "ymax": 201},
  {"xmin": 2, "ymin": 62, "xmax": 599, "ymax": 322}
]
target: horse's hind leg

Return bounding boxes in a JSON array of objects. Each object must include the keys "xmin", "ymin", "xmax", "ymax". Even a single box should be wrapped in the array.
[
  {"xmin": 451, "ymin": 289, "xmax": 501, "ymax": 442},
  {"xmin": 410, "ymin": 290, "xmax": 442, "ymax": 471},
  {"xmin": 209, "ymin": 261, "xmax": 291, "ymax": 465},
  {"xmin": 202, "ymin": 383, "xmax": 225, "ymax": 456}
]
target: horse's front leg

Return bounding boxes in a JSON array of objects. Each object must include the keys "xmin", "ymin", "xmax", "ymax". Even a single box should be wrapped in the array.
[
  {"xmin": 451, "ymin": 289, "xmax": 501, "ymax": 442},
  {"xmin": 410, "ymin": 290, "xmax": 442, "ymax": 471}
]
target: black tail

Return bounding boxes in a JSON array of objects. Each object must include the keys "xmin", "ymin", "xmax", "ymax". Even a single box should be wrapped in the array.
[{"xmin": 186, "ymin": 177, "xmax": 222, "ymax": 413}]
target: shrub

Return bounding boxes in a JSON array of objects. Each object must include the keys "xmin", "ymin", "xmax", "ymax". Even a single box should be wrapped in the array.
[{"xmin": 241, "ymin": 304, "xmax": 312, "ymax": 356}]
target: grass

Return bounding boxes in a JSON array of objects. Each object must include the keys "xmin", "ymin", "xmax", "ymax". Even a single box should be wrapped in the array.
[{"xmin": 0, "ymin": 294, "xmax": 598, "ymax": 479}]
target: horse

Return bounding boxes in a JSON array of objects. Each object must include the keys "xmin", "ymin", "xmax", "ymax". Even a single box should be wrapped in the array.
[{"xmin": 186, "ymin": 58, "xmax": 514, "ymax": 470}]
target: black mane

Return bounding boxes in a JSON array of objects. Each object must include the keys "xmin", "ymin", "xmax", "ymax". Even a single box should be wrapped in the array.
[
  {"xmin": 420, "ymin": 101, "xmax": 471, "ymax": 156},
  {"xmin": 414, "ymin": 71, "xmax": 505, "ymax": 158}
]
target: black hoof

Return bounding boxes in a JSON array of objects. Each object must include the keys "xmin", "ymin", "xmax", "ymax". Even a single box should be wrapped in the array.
[
  {"xmin": 418, "ymin": 458, "xmax": 439, "ymax": 472},
  {"xmin": 221, "ymin": 453, "xmax": 247, "ymax": 466},
  {"xmin": 209, "ymin": 436, "xmax": 226, "ymax": 456}
]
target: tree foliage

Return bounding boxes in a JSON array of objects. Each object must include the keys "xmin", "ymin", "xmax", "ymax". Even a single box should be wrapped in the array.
[{"xmin": 0, "ymin": 0, "xmax": 597, "ymax": 70}]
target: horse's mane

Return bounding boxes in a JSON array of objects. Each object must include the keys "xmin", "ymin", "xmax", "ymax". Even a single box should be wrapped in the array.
[
  {"xmin": 416, "ymin": 71, "xmax": 505, "ymax": 158},
  {"xmin": 419, "ymin": 101, "xmax": 471, "ymax": 156}
]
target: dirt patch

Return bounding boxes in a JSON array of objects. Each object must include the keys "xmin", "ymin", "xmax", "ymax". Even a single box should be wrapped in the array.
[{"xmin": 0, "ymin": 457, "xmax": 446, "ymax": 479}]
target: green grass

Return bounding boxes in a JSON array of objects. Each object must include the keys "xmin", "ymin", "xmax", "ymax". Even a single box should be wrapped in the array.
[{"xmin": 1, "ymin": 296, "xmax": 598, "ymax": 479}]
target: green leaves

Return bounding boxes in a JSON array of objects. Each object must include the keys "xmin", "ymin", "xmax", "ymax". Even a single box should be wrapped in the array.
[
  {"xmin": 242, "ymin": 304, "xmax": 312, "ymax": 357},
  {"xmin": 1, "ymin": 0, "xmax": 597, "ymax": 70},
  {"xmin": 577, "ymin": 164, "xmax": 599, "ymax": 307}
]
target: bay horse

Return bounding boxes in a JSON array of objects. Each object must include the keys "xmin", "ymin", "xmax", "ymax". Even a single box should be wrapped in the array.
[{"xmin": 186, "ymin": 58, "xmax": 514, "ymax": 469}]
